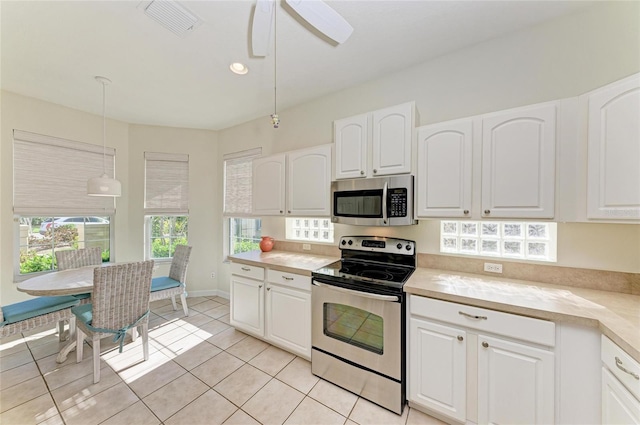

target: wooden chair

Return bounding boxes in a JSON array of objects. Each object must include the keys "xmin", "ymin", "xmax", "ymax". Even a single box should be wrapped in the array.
[
  {"xmin": 1, "ymin": 296, "xmax": 80, "ymax": 339},
  {"xmin": 73, "ymin": 261, "xmax": 154, "ymax": 383},
  {"xmin": 150, "ymin": 245, "xmax": 192, "ymax": 317}
]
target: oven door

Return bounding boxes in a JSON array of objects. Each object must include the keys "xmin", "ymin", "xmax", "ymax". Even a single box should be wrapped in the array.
[{"xmin": 311, "ymin": 279, "xmax": 402, "ymax": 380}]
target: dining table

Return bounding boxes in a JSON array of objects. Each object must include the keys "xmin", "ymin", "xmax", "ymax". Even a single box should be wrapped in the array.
[{"xmin": 17, "ymin": 265, "xmax": 98, "ymax": 363}]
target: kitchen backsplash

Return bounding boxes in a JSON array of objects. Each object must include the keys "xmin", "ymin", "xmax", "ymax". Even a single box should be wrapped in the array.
[{"xmin": 274, "ymin": 240, "xmax": 639, "ymax": 295}]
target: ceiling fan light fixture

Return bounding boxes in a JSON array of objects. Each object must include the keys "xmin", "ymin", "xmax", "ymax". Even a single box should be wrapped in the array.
[{"xmin": 229, "ymin": 62, "xmax": 249, "ymax": 75}]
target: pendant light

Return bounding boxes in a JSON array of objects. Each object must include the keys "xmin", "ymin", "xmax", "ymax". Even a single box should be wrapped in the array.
[{"xmin": 87, "ymin": 76, "xmax": 122, "ymax": 197}]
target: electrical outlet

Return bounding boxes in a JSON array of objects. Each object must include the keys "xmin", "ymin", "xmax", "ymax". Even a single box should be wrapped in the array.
[
  {"xmin": 484, "ymin": 262, "xmax": 503, "ymax": 273},
  {"xmin": 210, "ymin": 272, "xmax": 216, "ymax": 278},
  {"xmin": 302, "ymin": 243, "xmax": 311, "ymax": 251}
]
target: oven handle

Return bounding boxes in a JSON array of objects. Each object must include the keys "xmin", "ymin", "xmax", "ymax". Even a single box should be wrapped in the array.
[{"xmin": 312, "ymin": 281, "xmax": 400, "ymax": 302}]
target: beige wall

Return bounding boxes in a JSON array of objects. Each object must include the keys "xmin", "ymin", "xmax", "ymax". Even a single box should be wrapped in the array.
[{"xmin": 2, "ymin": 2, "xmax": 639, "ymax": 304}]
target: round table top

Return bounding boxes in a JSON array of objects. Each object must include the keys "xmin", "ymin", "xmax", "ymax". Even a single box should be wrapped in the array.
[{"xmin": 17, "ymin": 266, "xmax": 96, "ymax": 296}]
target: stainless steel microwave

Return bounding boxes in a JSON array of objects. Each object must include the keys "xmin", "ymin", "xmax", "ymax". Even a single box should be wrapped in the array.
[{"xmin": 331, "ymin": 175, "xmax": 417, "ymax": 226}]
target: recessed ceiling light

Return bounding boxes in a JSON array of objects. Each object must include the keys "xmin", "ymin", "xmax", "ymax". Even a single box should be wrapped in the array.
[{"xmin": 230, "ymin": 62, "xmax": 249, "ymax": 75}]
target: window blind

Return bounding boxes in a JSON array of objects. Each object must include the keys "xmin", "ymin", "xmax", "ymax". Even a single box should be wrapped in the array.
[
  {"xmin": 13, "ymin": 129, "xmax": 117, "ymax": 215},
  {"xmin": 144, "ymin": 152, "xmax": 189, "ymax": 215},
  {"xmin": 223, "ymin": 147, "xmax": 262, "ymax": 217}
]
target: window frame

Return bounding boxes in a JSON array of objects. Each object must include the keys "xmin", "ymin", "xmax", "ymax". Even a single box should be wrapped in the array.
[{"xmin": 144, "ymin": 215, "xmax": 189, "ymax": 262}]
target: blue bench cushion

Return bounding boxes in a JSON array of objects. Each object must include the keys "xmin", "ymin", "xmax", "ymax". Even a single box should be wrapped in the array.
[
  {"xmin": 71, "ymin": 303, "xmax": 93, "ymax": 325},
  {"xmin": 151, "ymin": 276, "xmax": 182, "ymax": 292},
  {"xmin": 2, "ymin": 296, "xmax": 80, "ymax": 324},
  {"xmin": 72, "ymin": 293, "xmax": 91, "ymax": 300}
]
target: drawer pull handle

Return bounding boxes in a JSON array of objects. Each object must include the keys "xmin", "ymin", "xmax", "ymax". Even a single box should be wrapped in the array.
[
  {"xmin": 282, "ymin": 276, "xmax": 294, "ymax": 281},
  {"xmin": 615, "ymin": 357, "xmax": 640, "ymax": 380},
  {"xmin": 241, "ymin": 267, "xmax": 250, "ymax": 272},
  {"xmin": 457, "ymin": 335, "xmax": 464, "ymax": 341},
  {"xmin": 459, "ymin": 311, "xmax": 488, "ymax": 320},
  {"xmin": 482, "ymin": 341, "xmax": 489, "ymax": 348}
]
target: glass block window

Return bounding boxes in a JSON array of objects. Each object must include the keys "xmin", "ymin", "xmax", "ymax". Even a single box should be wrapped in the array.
[
  {"xmin": 286, "ymin": 218, "xmax": 334, "ymax": 243},
  {"xmin": 441, "ymin": 220, "xmax": 556, "ymax": 262}
]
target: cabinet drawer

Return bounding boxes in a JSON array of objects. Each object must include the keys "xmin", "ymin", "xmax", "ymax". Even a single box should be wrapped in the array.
[
  {"xmin": 602, "ymin": 335, "xmax": 640, "ymax": 400},
  {"xmin": 267, "ymin": 269, "xmax": 311, "ymax": 291},
  {"xmin": 410, "ymin": 296, "xmax": 555, "ymax": 347},
  {"xmin": 231, "ymin": 262, "xmax": 265, "ymax": 281}
]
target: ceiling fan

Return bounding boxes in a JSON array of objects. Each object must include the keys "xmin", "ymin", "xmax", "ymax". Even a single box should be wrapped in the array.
[{"xmin": 251, "ymin": 0, "xmax": 354, "ymax": 57}]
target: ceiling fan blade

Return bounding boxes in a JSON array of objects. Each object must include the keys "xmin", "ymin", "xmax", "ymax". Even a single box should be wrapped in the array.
[
  {"xmin": 285, "ymin": 0, "xmax": 353, "ymax": 44},
  {"xmin": 251, "ymin": 0, "xmax": 275, "ymax": 57}
]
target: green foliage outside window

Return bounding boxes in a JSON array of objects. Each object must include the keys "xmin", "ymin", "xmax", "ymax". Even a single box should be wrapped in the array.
[{"xmin": 149, "ymin": 216, "xmax": 188, "ymax": 259}]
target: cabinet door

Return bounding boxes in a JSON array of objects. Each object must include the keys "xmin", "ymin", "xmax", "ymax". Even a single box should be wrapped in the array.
[
  {"xmin": 416, "ymin": 119, "xmax": 473, "ymax": 218},
  {"xmin": 478, "ymin": 334, "xmax": 554, "ymax": 425},
  {"xmin": 252, "ymin": 154, "xmax": 286, "ymax": 215},
  {"xmin": 587, "ymin": 74, "xmax": 640, "ymax": 220},
  {"xmin": 372, "ymin": 102, "xmax": 413, "ymax": 176},
  {"xmin": 230, "ymin": 275, "xmax": 264, "ymax": 336},
  {"xmin": 602, "ymin": 367, "xmax": 640, "ymax": 424},
  {"xmin": 287, "ymin": 145, "xmax": 332, "ymax": 216},
  {"xmin": 266, "ymin": 283, "xmax": 311, "ymax": 358},
  {"xmin": 335, "ymin": 114, "xmax": 368, "ymax": 179},
  {"xmin": 481, "ymin": 104, "xmax": 556, "ymax": 218},
  {"xmin": 409, "ymin": 317, "xmax": 466, "ymax": 423}
]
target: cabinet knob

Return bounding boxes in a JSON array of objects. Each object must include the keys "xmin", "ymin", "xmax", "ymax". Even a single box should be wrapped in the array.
[
  {"xmin": 463, "ymin": 210, "xmax": 469, "ymax": 215},
  {"xmin": 482, "ymin": 341, "xmax": 489, "ymax": 348},
  {"xmin": 288, "ymin": 210, "xmax": 291, "ymax": 214},
  {"xmin": 267, "ymin": 286, "xmax": 271, "ymax": 291},
  {"xmin": 457, "ymin": 335, "xmax": 464, "ymax": 341},
  {"xmin": 373, "ymin": 169, "xmax": 377, "ymax": 174},
  {"xmin": 279, "ymin": 210, "xmax": 283, "ymax": 214},
  {"xmin": 360, "ymin": 170, "xmax": 365, "ymax": 175},
  {"xmin": 484, "ymin": 209, "xmax": 491, "ymax": 214},
  {"xmin": 259, "ymin": 284, "xmax": 263, "ymax": 289}
]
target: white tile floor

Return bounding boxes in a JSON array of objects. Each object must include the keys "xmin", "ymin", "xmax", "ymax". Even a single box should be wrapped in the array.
[{"xmin": 0, "ymin": 296, "xmax": 446, "ymax": 425}]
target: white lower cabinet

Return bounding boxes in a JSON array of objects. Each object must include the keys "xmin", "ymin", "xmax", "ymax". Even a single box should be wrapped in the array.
[
  {"xmin": 477, "ymin": 334, "xmax": 555, "ymax": 425},
  {"xmin": 601, "ymin": 336, "xmax": 640, "ymax": 424},
  {"xmin": 230, "ymin": 262, "xmax": 312, "ymax": 359},
  {"xmin": 409, "ymin": 296, "xmax": 555, "ymax": 424},
  {"xmin": 410, "ymin": 318, "xmax": 467, "ymax": 422}
]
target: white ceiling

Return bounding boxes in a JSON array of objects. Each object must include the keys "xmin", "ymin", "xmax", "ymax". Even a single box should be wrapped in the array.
[{"xmin": 1, "ymin": 0, "xmax": 596, "ymax": 131}]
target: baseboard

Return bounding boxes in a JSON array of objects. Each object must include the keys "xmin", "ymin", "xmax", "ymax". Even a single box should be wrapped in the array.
[{"xmin": 188, "ymin": 289, "xmax": 229, "ymax": 300}]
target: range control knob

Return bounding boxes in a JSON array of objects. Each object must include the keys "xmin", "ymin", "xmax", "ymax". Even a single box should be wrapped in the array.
[
  {"xmin": 396, "ymin": 243, "xmax": 403, "ymax": 250},
  {"xmin": 348, "ymin": 240, "xmax": 353, "ymax": 245},
  {"xmin": 341, "ymin": 240, "xmax": 347, "ymax": 246},
  {"xmin": 406, "ymin": 244, "xmax": 412, "ymax": 251}
]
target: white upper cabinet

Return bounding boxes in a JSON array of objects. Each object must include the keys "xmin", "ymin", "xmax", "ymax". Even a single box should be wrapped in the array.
[
  {"xmin": 252, "ymin": 145, "xmax": 332, "ymax": 217},
  {"xmin": 287, "ymin": 144, "xmax": 332, "ymax": 216},
  {"xmin": 416, "ymin": 118, "xmax": 473, "ymax": 217},
  {"xmin": 252, "ymin": 154, "xmax": 286, "ymax": 216},
  {"xmin": 587, "ymin": 73, "xmax": 640, "ymax": 220},
  {"xmin": 334, "ymin": 113, "xmax": 368, "ymax": 179},
  {"xmin": 334, "ymin": 102, "xmax": 416, "ymax": 179},
  {"xmin": 481, "ymin": 103, "xmax": 557, "ymax": 218},
  {"xmin": 371, "ymin": 102, "xmax": 414, "ymax": 176}
]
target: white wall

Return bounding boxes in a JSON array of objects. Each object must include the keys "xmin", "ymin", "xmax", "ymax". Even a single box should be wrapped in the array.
[{"xmin": 215, "ymin": 1, "xmax": 640, "ymax": 292}]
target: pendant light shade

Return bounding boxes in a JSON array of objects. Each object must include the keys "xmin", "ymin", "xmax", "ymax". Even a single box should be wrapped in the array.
[{"xmin": 88, "ymin": 76, "xmax": 122, "ymax": 197}]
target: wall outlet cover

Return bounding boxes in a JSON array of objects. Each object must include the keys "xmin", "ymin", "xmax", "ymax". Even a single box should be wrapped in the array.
[
  {"xmin": 484, "ymin": 262, "xmax": 503, "ymax": 273},
  {"xmin": 302, "ymin": 243, "xmax": 311, "ymax": 250}
]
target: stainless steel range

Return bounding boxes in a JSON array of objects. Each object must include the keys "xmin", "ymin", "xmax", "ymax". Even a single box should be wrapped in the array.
[{"xmin": 311, "ymin": 236, "xmax": 416, "ymax": 415}]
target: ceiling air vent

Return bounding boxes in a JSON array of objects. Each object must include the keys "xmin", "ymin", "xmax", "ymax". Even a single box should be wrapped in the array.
[{"xmin": 142, "ymin": 0, "xmax": 202, "ymax": 38}]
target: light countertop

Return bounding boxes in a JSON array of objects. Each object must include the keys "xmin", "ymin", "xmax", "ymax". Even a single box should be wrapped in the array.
[
  {"xmin": 228, "ymin": 250, "xmax": 640, "ymax": 362},
  {"xmin": 405, "ymin": 268, "xmax": 640, "ymax": 362},
  {"xmin": 228, "ymin": 250, "xmax": 338, "ymax": 277}
]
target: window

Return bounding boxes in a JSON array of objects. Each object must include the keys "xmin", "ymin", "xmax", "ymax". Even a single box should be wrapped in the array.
[
  {"xmin": 223, "ymin": 148, "xmax": 262, "ymax": 256},
  {"xmin": 440, "ymin": 220, "xmax": 557, "ymax": 262},
  {"xmin": 286, "ymin": 217, "xmax": 334, "ymax": 243},
  {"xmin": 13, "ymin": 130, "xmax": 117, "ymax": 276},
  {"xmin": 144, "ymin": 152, "xmax": 189, "ymax": 259}
]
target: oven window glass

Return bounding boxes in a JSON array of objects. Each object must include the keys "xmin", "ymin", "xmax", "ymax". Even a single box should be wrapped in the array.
[
  {"xmin": 334, "ymin": 190, "xmax": 382, "ymax": 217},
  {"xmin": 323, "ymin": 303, "xmax": 383, "ymax": 355}
]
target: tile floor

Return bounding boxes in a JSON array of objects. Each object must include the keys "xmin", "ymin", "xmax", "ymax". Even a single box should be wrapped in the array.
[{"xmin": 0, "ymin": 295, "xmax": 446, "ymax": 425}]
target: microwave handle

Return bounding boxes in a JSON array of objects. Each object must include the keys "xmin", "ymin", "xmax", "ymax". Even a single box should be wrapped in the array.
[{"xmin": 382, "ymin": 181, "xmax": 388, "ymax": 224}]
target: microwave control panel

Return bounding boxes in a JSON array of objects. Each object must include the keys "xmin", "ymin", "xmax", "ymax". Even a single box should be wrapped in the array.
[{"xmin": 388, "ymin": 188, "xmax": 408, "ymax": 217}]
